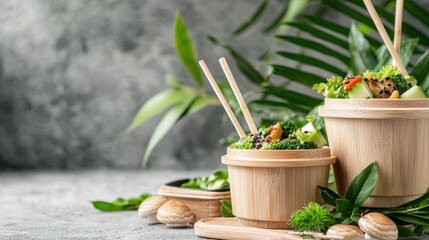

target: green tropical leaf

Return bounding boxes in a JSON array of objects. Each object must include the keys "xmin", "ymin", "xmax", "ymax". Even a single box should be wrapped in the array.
[
  {"xmin": 285, "ymin": 22, "xmax": 348, "ymax": 50},
  {"xmin": 264, "ymin": 85, "xmax": 322, "ymax": 107},
  {"xmin": 398, "ymin": 226, "xmax": 418, "ymax": 238},
  {"xmin": 174, "ymin": 12, "xmax": 203, "ymax": 88},
  {"xmin": 277, "ymin": 51, "xmax": 346, "ymax": 76},
  {"xmin": 344, "ymin": 161, "xmax": 378, "ymax": 207},
  {"xmin": 411, "ymin": 49, "xmax": 429, "ymax": 91},
  {"xmin": 220, "ymin": 200, "xmax": 234, "ymax": 217},
  {"xmin": 404, "ymin": 0, "xmax": 429, "ymax": 29},
  {"xmin": 188, "ymin": 95, "xmax": 215, "ymax": 114},
  {"xmin": 142, "ymin": 95, "xmax": 197, "ymax": 167},
  {"xmin": 276, "ymin": 35, "xmax": 349, "ymax": 65},
  {"xmin": 274, "ymin": 0, "xmax": 310, "ymax": 34},
  {"xmin": 374, "ymin": 6, "xmax": 429, "ymax": 47},
  {"xmin": 262, "ymin": 1, "xmax": 289, "ymax": 33},
  {"xmin": 322, "ymin": 0, "xmax": 394, "ymax": 39},
  {"xmin": 398, "ymin": 191, "xmax": 429, "ymax": 208},
  {"xmin": 249, "ymin": 99, "xmax": 311, "ymax": 114},
  {"xmin": 303, "ymin": 15, "xmax": 349, "ymax": 36},
  {"xmin": 348, "ymin": 24, "xmax": 377, "ymax": 74},
  {"xmin": 229, "ymin": 0, "xmax": 269, "ymax": 38},
  {"xmin": 271, "ymin": 64, "xmax": 327, "ymax": 87},
  {"xmin": 414, "ymin": 225, "xmax": 429, "ymax": 236},
  {"xmin": 126, "ymin": 88, "xmax": 189, "ymax": 133},
  {"xmin": 318, "ymin": 186, "xmax": 341, "ymax": 207},
  {"xmin": 375, "ymin": 38, "xmax": 419, "ymax": 70},
  {"xmin": 224, "ymin": 46, "xmax": 265, "ymax": 86},
  {"xmin": 390, "ymin": 213, "xmax": 429, "ymax": 226}
]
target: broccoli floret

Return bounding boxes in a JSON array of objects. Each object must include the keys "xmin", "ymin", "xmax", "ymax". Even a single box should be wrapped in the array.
[
  {"xmin": 230, "ymin": 137, "xmax": 254, "ymax": 149},
  {"xmin": 391, "ymin": 74, "xmax": 413, "ymax": 94},
  {"xmin": 266, "ymin": 139, "xmax": 317, "ymax": 150},
  {"xmin": 279, "ymin": 121, "xmax": 297, "ymax": 139}
]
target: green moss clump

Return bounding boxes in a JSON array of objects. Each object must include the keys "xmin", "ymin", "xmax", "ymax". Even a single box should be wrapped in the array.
[{"xmin": 288, "ymin": 202, "xmax": 336, "ymax": 233}]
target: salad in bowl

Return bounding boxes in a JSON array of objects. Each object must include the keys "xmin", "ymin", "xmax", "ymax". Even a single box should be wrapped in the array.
[{"xmin": 313, "ymin": 65, "xmax": 427, "ymax": 99}]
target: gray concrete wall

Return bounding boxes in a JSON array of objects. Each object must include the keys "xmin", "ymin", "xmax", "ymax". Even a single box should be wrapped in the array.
[{"xmin": 0, "ymin": 0, "xmax": 283, "ymax": 169}]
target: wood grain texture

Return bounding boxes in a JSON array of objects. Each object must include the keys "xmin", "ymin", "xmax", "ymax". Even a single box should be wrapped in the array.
[
  {"xmin": 219, "ymin": 57, "xmax": 258, "ymax": 134},
  {"xmin": 222, "ymin": 149, "xmax": 334, "ymax": 229},
  {"xmin": 320, "ymin": 99, "xmax": 429, "ymax": 207},
  {"xmin": 393, "ymin": 0, "xmax": 404, "ymax": 67},
  {"xmin": 158, "ymin": 185, "xmax": 230, "ymax": 221},
  {"xmin": 194, "ymin": 218, "xmax": 340, "ymax": 240},
  {"xmin": 199, "ymin": 60, "xmax": 246, "ymax": 138}
]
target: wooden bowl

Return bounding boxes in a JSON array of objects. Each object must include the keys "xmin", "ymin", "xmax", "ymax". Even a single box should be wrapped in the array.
[
  {"xmin": 222, "ymin": 147, "xmax": 336, "ymax": 229},
  {"xmin": 319, "ymin": 98, "xmax": 429, "ymax": 208},
  {"xmin": 158, "ymin": 179, "xmax": 230, "ymax": 222}
]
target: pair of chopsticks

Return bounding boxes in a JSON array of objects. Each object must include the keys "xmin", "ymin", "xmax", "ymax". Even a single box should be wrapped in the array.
[
  {"xmin": 199, "ymin": 58, "xmax": 257, "ymax": 138},
  {"xmin": 363, "ymin": 0, "xmax": 407, "ymax": 75}
]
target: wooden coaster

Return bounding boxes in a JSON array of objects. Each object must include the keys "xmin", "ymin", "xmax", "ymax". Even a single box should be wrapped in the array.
[{"xmin": 194, "ymin": 218, "xmax": 303, "ymax": 240}]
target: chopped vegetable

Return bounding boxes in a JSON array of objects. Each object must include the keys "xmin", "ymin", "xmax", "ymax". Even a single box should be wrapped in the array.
[
  {"xmin": 231, "ymin": 117, "xmax": 324, "ymax": 150},
  {"xmin": 391, "ymin": 74, "xmax": 413, "ymax": 94},
  {"xmin": 279, "ymin": 120, "xmax": 297, "ymax": 139},
  {"xmin": 312, "ymin": 76, "xmax": 348, "ymax": 98},
  {"xmin": 314, "ymin": 65, "xmax": 426, "ymax": 99},
  {"xmin": 343, "ymin": 75, "xmax": 363, "ymax": 92}
]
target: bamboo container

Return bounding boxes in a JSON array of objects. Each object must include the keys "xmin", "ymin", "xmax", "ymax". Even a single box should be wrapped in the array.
[
  {"xmin": 319, "ymin": 98, "xmax": 429, "ymax": 208},
  {"xmin": 158, "ymin": 179, "xmax": 230, "ymax": 222},
  {"xmin": 222, "ymin": 148, "xmax": 336, "ymax": 229}
]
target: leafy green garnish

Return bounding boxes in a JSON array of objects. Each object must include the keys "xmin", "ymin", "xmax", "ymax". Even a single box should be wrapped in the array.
[
  {"xmin": 91, "ymin": 193, "xmax": 152, "ymax": 212},
  {"xmin": 220, "ymin": 199, "xmax": 234, "ymax": 217},
  {"xmin": 312, "ymin": 76, "xmax": 348, "ymax": 98},
  {"xmin": 230, "ymin": 137, "xmax": 254, "ymax": 149},
  {"xmin": 288, "ymin": 202, "xmax": 336, "ymax": 233},
  {"xmin": 266, "ymin": 139, "xmax": 317, "ymax": 150},
  {"xmin": 376, "ymin": 65, "xmax": 401, "ymax": 79},
  {"xmin": 181, "ymin": 169, "xmax": 229, "ymax": 190}
]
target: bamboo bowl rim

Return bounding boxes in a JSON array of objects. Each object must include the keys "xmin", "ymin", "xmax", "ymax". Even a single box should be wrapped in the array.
[
  {"xmin": 222, "ymin": 147, "xmax": 335, "ymax": 168},
  {"xmin": 319, "ymin": 98, "xmax": 429, "ymax": 119}
]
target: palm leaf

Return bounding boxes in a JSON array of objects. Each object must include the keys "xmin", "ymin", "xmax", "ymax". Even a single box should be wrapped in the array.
[
  {"xmin": 277, "ymin": 51, "xmax": 346, "ymax": 76},
  {"xmin": 229, "ymin": 0, "xmax": 269, "ymax": 38},
  {"xmin": 276, "ymin": 35, "xmax": 349, "ymax": 65},
  {"xmin": 272, "ymin": 64, "xmax": 326, "ymax": 87},
  {"xmin": 285, "ymin": 22, "xmax": 349, "ymax": 50},
  {"xmin": 224, "ymin": 45, "xmax": 265, "ymax": 86}
]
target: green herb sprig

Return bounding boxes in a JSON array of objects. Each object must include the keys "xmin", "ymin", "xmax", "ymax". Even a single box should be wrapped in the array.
[
  {"xmin": 288, "ymin": 202, "xmax": 336, "ymax": 233},
  {"xmin": 91, "ymin": 193, "xmax": 152, "ymax": 212}
]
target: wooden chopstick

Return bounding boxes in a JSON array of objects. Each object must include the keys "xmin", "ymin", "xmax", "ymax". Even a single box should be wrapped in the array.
[
  {"xmin": 363, "ymin": 0, "xmax": 408, "ymax": 76},
  {"xmin": 218, "ymin": 57, "xmax": 258, "ymax": 134},
  {"xmin": 393, "ymin": 0, "xmax": 404, "ymax": 66},
  {"xmin": 199, "ymin": 60, "xmax": 246, "ymax": 138}
]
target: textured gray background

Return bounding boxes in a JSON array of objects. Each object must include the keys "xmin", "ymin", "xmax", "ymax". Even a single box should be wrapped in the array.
[
  {"xmin": 0, "ymin": 0, "xmax": 288, "ymax": 169},
  {"xmin": 1, "ymin": 1, "xmax": 428, "ymax": 170}
]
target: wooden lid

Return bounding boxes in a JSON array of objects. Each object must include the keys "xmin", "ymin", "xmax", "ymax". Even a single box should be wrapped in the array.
[
  {"xmin": 158, "ymin": 185, "xmax": 231, "ymax": 200},
  {"xmin": 319, "ymin": 99, "xmax": 429, "ymax": 119},
  {"xmin": 222, "ymin": 148, "xmax": 335, "ymax": 168}
]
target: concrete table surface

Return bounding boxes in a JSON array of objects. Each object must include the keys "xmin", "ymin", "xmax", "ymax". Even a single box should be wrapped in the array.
[{"xmin": 0, "ymin": 170, "xmax": 213, "ymax": 240}]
